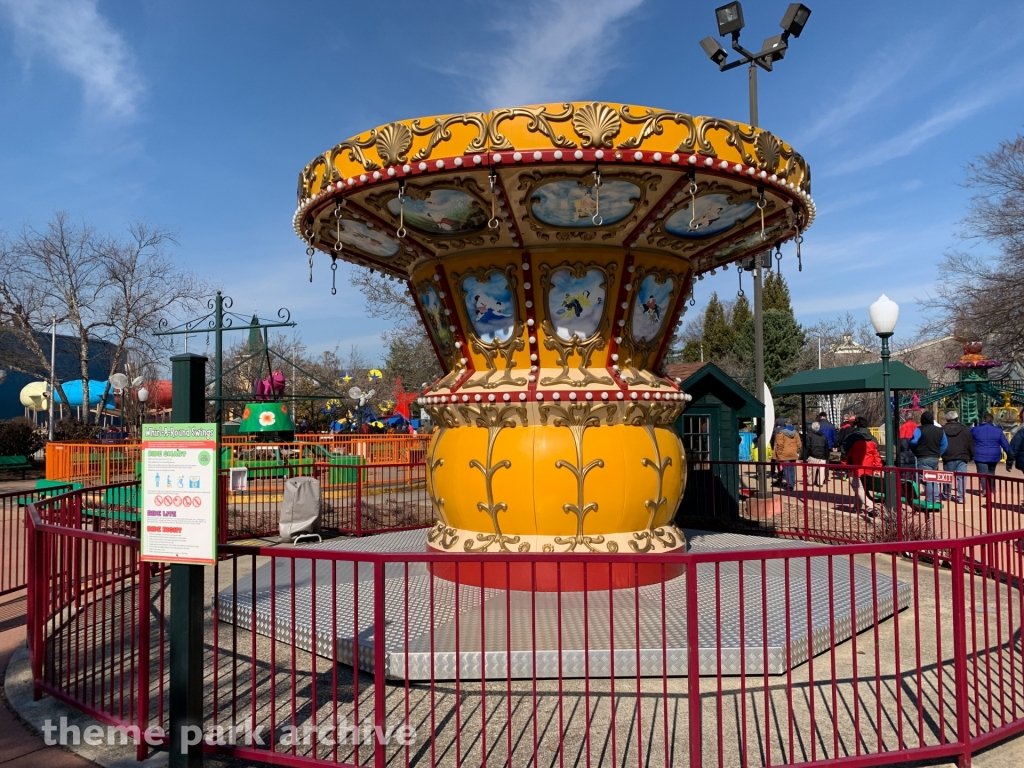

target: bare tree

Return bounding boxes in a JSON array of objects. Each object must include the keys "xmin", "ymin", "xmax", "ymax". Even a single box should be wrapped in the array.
[
  {"xmin": 349, "ymin": 268, "xmax": 442, "ymax": 390},
  {"xmin": 927, "ymin": 132, "xmax": 1024, "ymax": 360},
  {"xmin": 0, "ymin": 212, "xmax": 206, "ymax": 422}
]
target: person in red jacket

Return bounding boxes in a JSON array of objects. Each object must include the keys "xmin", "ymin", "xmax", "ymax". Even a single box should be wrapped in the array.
[{"xmin": 844, "ymin": 416, "xmax": 883, "ymax": 515}]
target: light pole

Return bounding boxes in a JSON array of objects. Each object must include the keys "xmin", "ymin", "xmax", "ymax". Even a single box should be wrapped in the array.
[
  {"xmin": 48, "ymin": 314, "xmax": 57, "ymax": 441},
  {"xmin": 700, "ymin": 2, "xmax": 812, "ymax": 485},
  {"xmin": 137, "ymin": 386, "xmax": 149, "ymax": 436},
  {"xmin": 869, "ymin": 295, "xmax": 899, "ymax": 467}
]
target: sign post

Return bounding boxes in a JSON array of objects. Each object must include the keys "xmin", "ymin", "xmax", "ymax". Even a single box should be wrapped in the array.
[{"xmin": 166, "ymin": 353, "xmax": 208, "ymax": 768}]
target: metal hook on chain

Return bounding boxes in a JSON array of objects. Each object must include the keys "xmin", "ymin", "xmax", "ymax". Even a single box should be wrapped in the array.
[
  {"xmin": 690, "ymin": 295, "xmax": 696, "ymax": 307},
  {"xmin": 305, "ymin": 229, "xmax": 315, "ymax": 283},
  {"xmin": 757, "ymin": 187, "xmax": 768, "ymax": 241},
  {"xmin": 330, "ymin": 255, "xmax": 338, "ymax": 295},
  {"xmin": 795, "ymin": 217, "xmax": 804, "ymax": 272},
  {"xmin": 334, "ymin": 202, "xmax": 344, "ymax": 253},
  {"xmin": 591, "ymin": 167, "xmax": 603, "ymax": 226},
  {"xmin": 687, "ymin": 173, "xmax": 701, "ymax": 231},
  {"xmin": 737, "ymin": 268, "xmax": 745, "ymax": 298},
  {"xmin": 396, "ymin": 180, "xmax": 407, "ymax": 238},
  {"xmin": 487, "ymin": 170, "xmax": 500, "ymax": 230},
  {"xmin": 774, "ymin": 244, "xmax": 783, "ymax": 279}
]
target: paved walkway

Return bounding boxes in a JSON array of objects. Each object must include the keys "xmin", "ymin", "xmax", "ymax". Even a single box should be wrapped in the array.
[{"xmin": 0, "ymin": 588, "xmax": 94, "ymax": 767}]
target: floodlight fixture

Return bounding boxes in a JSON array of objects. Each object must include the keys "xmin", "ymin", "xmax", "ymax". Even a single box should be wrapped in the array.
[
  {"xmin": 780, "ymin": 3, "xmax": 811, "ymax": 39},
  {"xmin": 700, "ymin": 36, "xmax": 729, "ymax": 66},
  {"xmin": 761, "ymin": 34, "xmax": 787, "ymax": 62},
  {"xmin": 715, "ymin": 2, "xmax": 744, "ymax": 37}
]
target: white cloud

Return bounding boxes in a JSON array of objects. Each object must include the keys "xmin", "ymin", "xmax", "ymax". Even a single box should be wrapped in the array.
[
  {"xmin": 0, "ymin": 0, "xmax": 142, "ymax": 119},
  {"xmin": 823, "ymin": 81, "xmax": 1021, "ymax": 177},
  {"xmin": 794, "ymin": 31, "xmax": 936, "ymax": 147},
  {"xmin": 476, "ymin": 0, "xmax": 645, "ymax": 108}
]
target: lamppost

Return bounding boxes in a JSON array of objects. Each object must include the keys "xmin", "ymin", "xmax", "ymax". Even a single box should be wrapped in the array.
[
  {"xmin": 137, "ymin": 386, "xmax": 149, "ymax": 435},
  {"xmin": 869, "ymin": 295, "xmax": 899, "ymax": 468},
  {"xmin": 700, "ymin": 2, "xmax": 812, "ymax": 483}
]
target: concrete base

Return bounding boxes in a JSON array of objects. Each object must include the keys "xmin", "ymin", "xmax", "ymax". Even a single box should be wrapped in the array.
[{"xmin": 217, "ymin": 529, "xmax": 911, "ymax": 681}]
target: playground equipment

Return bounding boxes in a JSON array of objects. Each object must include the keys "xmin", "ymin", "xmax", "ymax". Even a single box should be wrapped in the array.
[
  {"xmin": 902, "ymin": 341, "xmax": 1024, "ymax": 425},
  {"xmin": 294, "ymin": 101, "xmax": 813, "ymax": 575}
]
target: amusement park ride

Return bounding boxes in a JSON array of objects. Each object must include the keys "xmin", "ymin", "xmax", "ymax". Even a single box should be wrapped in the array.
[
  {"xmin": 293, "ymin": 101, "xmax": 814, "ymax": 570},
  {"xmin": 900, "ymin": 341, "xmax": 1024, "ymax": 426}
]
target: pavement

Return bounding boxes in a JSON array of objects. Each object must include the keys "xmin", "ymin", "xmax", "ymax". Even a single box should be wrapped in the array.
[{"xmin": 0, "ymin": 588, "xmax": 96, "ymax": 767}]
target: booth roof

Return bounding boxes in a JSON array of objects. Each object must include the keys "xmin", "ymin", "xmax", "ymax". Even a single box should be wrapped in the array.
[{"xmin": 772, "ymin": 361, "xmax": 930, "ymax": 396}]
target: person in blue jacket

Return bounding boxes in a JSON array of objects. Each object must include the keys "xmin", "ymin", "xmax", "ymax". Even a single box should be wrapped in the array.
[
  {"xmin": 1007, "ymin": 426, "xmax": 1024, "ymax": 475},
  {"xmin": 971, "ymin": 412, "xmax": 1011, "ymax": 493}
]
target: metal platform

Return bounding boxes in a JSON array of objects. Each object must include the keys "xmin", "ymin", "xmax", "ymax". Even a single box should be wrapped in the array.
[{"xmin": 217, "ymin": 529, "xmax": 911, "ymax": 680}]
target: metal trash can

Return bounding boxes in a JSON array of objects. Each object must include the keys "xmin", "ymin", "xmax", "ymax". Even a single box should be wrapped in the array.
[{"xmin": 279, "ymin": 476, "xmax": 322, "ymax": 543}]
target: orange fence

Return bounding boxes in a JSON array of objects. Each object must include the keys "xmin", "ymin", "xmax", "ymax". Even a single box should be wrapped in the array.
[
  {"xmin": 46, "ymin": 435, "xmax": 430, "ymax": 484},
  {"xmin": 45, "ymin": 443, "xmax": 141, "ymax": 485}
]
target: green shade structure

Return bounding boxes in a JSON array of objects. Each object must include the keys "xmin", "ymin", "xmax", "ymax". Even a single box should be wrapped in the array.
[
  {"xmin": 239, "ymin": 402, "xmax": 295, "ymax": 434},
  {"xmin": 772, "ymin": 362, "xmax": 930, "ymax": 396}
]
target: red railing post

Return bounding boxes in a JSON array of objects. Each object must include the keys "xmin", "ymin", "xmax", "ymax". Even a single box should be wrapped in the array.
[
  {"xmin": 801, "ymin": 463, "xmax": 809, "ymax": 541},
  {"xmin": 373, "ymin": 559, "xmax": 386, "ymax": 768},
  {"xmin": 685, "ymin": 558, "xmax": 702, "ymax": 767},
  {"xmin": 26, "ymin": 503, "xmax": 43, "ymax": 701},
  {"xmin": 950, "ymin": 544, "xmax": 972, "ymax": 766},
  {"xmin": 356, "ymin": 464, "xmax": 363, "ymax": 538}
]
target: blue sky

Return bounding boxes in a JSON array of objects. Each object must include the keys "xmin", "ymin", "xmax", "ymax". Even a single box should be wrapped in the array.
[{"xmin": 1, "ymin": 0, "xmax": 1021, "ymax": 363}]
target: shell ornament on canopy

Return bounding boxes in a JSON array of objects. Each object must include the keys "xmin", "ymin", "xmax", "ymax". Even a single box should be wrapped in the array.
[{"xmin": 293, "ymin": 102, "xmax": 814, "ymax": 588}]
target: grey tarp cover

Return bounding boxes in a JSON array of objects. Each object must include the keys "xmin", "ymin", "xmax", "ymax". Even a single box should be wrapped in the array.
[{"xmin": 279, "ymin": 476, "xmax": 321, "ymax": 541}]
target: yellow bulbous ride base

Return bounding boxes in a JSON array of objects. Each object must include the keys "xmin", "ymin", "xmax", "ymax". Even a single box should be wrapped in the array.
[{"xmin": 425, "ymin": 413, "xmax": 688, "ymax": 591}]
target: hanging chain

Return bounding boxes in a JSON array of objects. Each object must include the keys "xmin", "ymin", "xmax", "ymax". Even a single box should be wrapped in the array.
[
  {"xmin": 737, "ymin": 268, "xmax": 745, "ymax": 298},
  {"xmin": 396, "ymin": 180, "xmax": 407, "ymax": 238},
  {"xmin": 795, "ymin": 215, "xmax": 804, "ymax": 272},
  {"xmin": 305, "ymin": 229, "xmax": 315, "ymax": 283},
  {"xmin": 330, "ymin": 256, "xmax": 338, "ymax": 295},
  {"xmin": 592, "ymin": 167, "xmax": 604, "ymax": 226},
  {"xmin": 757, "ymin": 187, "xmax": 768, "ymax": 241},
  {"xmin": 774, "ymin": 244, "xmax": 783, "ymax": 279},
  {"xmin": 334, "ymin": 202, "xmax": 344, "ymax": 253},
  {"xmin": 488, "ymin": 170, "xmax": 500, "ymax": 230},
  {"xmin": 690, "ymin": 294, "xmax": 696, "ymax": 307},
  {"xmin": 688, "ymin": 174, "xmax": 701, "ymax": 231}
]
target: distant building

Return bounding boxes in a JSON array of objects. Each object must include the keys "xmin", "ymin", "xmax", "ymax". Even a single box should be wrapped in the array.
[{"xmin": 0, "ymin": 331, "xmax": 120, "ymax": 422}]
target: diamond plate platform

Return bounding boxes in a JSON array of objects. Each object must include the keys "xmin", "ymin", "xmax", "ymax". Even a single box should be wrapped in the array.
[{"xmin": 217, "ymin": 529, "xmax": 911, "ymax": 680}]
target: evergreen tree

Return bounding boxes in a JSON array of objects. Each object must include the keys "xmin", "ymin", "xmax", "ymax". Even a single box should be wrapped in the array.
[
  {"xmin": 681, "ymin": 339, "xmax": 705, "ymax": 363},
  {"xmin": 702, "ymin": 292, "xmax": 735, "ymax": 361},
  {"xmin": 731, "ymin": 294, "xmax": 752, "ymax": 335},
  {"xmin": 735, "ymin": 309, "xmax": 806, "ymax": 388},
  {"xmin": 762, "ymin": 271, "xmax": 793, "ymax": 313}
]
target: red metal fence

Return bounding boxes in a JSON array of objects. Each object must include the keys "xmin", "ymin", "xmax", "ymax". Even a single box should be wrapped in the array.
[
  {"xmin": 680, "ymin": 460, "xmax": 1024, "ymax": 545},
  {"xmin": 23, "ymin": 462, "xmax": 1024, "ymax": 766},
  {"xmin": 220, "ymin": 461, "xmax": 430, "ymax": 539},
  {"xmin": 0, "ymin": 484, "xmax": 73, "ymax": 595}
]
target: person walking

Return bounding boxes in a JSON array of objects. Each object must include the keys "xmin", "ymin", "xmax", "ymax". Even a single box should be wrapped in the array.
[
  {"xmin": 1007, "ymin": 424, "xmax": 1024, "ymax": 475},
  {"xmin": 816, "ymin": 411, "xmax": 837, "ymax": 452},
  {"xmin": 898, "ymin": 412, "xmax": 920, "ymax": 468},
  {"xmin": 843, "ymin": 416, "xmax": 882, "ymax": 515},
  {"xmin": 837, "ymin": 412, "xmax": 858, "ymax": 459},
  {"xmin": 803, "ymin": 421, "xmax": 830, "ymax": 486},
  {"xmin": 941, "ymin": 410, "xmax": 974, "ymax": 503},
  {"xmin": 910, "ymin": 410, "xmax": 947, "ymax": 503},
  {"xmin": 972, "ymin": 412, "xmax": 1011, "ymax": 494},
  {"xmin": 772, "ymin": 419, "xmax": 802, "ymax": 491}
]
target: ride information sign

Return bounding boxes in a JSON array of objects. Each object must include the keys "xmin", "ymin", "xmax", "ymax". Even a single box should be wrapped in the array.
[{"xmin": 140, "ymin": 423, "xmax": 218, "ymax": 565}]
